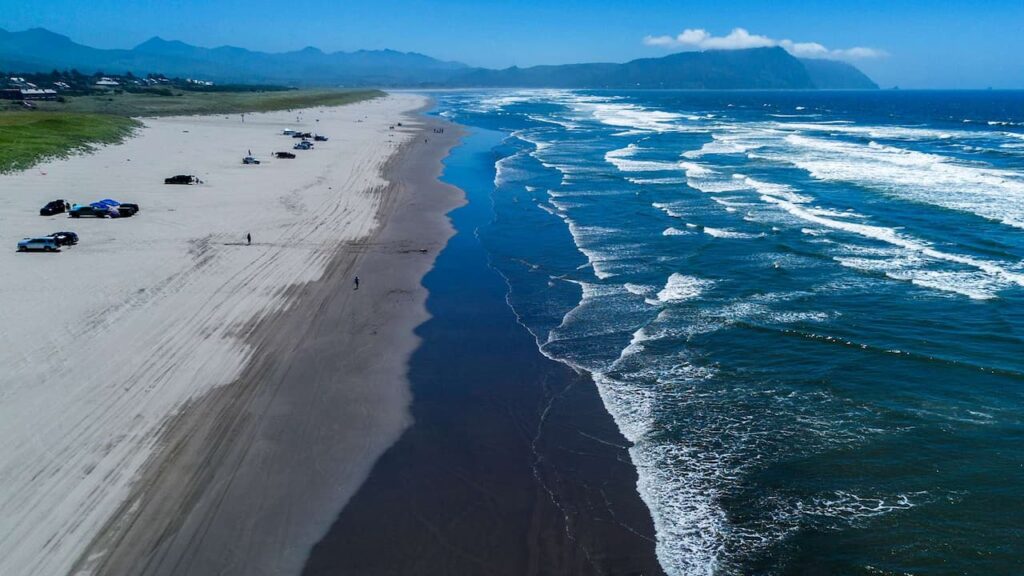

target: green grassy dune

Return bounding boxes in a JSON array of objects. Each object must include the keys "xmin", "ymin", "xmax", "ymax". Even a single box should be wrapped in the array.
[
  {"xmin": 30, "ymin": 88, "xmax": 384, "ymax": 117},
  {"xmin": 0, "ymin": 89, "xmax": 383, "ymax": 172},
  {"xmin": 0, "ymin": 112, "xmax": 139, "ymax": 173}
]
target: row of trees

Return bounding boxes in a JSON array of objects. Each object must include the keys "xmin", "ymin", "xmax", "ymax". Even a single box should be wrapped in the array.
[{"xmin": 2, "ymin": 69, "xmax": 170, "ymax": 82}]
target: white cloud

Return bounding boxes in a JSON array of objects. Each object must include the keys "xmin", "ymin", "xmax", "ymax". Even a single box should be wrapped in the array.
[{"xmin": 643, "ymin": 28, "xmax": 886, "ymax": 60}]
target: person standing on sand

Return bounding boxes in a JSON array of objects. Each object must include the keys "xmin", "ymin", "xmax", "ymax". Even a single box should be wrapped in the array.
[
  {"xmin": 246, "ymin": 233, "xmax": 251, "ymax": 246},
  {"xmin": 354, "ymin": 276, "xmax": 360, "ymax": 290}
]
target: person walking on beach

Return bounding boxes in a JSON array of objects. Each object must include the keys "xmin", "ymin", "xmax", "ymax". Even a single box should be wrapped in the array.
[
  {"xmin": 354, "ymin": 276, "xmax": 360, "ymax": 290},
  {"xmin": 246, "ymin": 233, "xmax": 251, "ymax": 246}
]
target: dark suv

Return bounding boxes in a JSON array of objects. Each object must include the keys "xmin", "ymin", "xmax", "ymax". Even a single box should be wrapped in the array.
[
  {"xmin": 117, "ymin": 203, "xmax": 140, "ymax": 217},
  {"xmin": 40, "ymin": 200, "xmax": 69, "ymax": 216},
  {"xmin": 48, "ymin": 231, "xmax": 79, "ymax": 246}
]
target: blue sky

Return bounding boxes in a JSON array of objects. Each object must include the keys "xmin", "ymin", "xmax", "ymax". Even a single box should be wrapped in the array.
[{"xmin": 2, "ymin": 0, "xmax": 1023, "ymax": 88}]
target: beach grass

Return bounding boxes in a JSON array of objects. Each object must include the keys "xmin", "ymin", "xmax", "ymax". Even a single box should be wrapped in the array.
[
  {"xmin": 0, "ymin": 89, "xmax": 383, "ymax": 172},
  {"xmin": 0, "ymin": 112, "xmax": 139, "ymax": 173},
  {"xmin": 30, "ymin": 88, "xmax": 384, "ymax": 117}
]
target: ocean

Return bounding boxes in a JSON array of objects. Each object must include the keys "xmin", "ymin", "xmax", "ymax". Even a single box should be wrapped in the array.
[{"xmin": 430, "ymin": 90, "xmax": 1024, "ymax": 575}]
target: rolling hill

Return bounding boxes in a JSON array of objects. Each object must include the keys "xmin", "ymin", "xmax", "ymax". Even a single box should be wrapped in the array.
[{"xmin": 0, "ymin": 27, "xmax": 878, "ymax": 89}]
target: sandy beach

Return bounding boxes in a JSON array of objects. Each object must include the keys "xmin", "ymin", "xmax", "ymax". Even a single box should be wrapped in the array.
[{"xmin": 0, "ymin": 93, "xmax": 459, "ymax": 576}]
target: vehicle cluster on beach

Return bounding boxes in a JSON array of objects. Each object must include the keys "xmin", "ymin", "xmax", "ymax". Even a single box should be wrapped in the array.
[
  {"xmin": 283, "ymin": 128, "xmax": 328, "ymax": 154},
  {"xmin": 18, "ymin": 198, "xmax": 139, "ymax": 252},
  {"xmin": 20, "ymin": 127, "xmax": 330, "ymax": 253}
]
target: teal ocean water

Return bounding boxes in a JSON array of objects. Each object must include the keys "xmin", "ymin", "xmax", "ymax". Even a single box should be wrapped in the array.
[{"xmin": 432, "ymin": 90, "xmax": 1024, "ymax": 575}]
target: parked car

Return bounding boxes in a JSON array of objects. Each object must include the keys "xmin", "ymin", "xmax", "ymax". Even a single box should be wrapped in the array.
[
  {"xmin": 274, "ymin": 152, "xmax": 296, "ymax": 159},
  {"xmin": 282, "ymin": 129, "xmax": 297, "ymax": 136},
  {"xmin": 243, "ymin": 156, "xmax": 261, "ymax": 165},
  {"xmin": 313, "ymin": 135, "xmax": 328, "ymax": 142},
  {"xmin": 294, "ymin": 141, "xmax": 313, "ymax": 150},
  {"xmin": 90, "ymin": 201, "xmax": 121, "ymax": 217},
  {"xmin": 292, "ymin": 132, "xmax": 312, "ymax": 139},
  {"xmin": 17, "ymin": 237, "xmax": 60, "ymax": 252},
  {"xmin": 48, "ymin": 231, "xmax": 78, "ymax": 246},
  {"xmin": 118, "ymin": 203, "xmax": 140, "ymax": 216},
  {"xmin": 70, "ymin": 204, "xmax": 112, "ymax": 218},
  {"xmin": 39, "ymin": 199, "xmax": 69, "ymax": 216},
  {"xmin": 165, "ymin": 175, "xmax": 202, "ymax": 185}
]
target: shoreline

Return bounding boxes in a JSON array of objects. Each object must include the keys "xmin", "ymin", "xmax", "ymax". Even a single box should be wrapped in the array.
[
  {"xmin": 303, "ymin": 125, "xmax": 664, "ymax": 575},
  {"xmin": 72, "ymin": 105, "xmax": 466, "ymax": 575},
  {"xmin": 1, "ymin": 92, "xmax": 664, "ymax": 575}
]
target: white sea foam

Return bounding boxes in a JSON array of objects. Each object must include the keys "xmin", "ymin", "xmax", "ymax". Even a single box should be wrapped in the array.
[
  {"xmin": 702, "ymin": 227, "xmax": 764, "ymax": 239},
  {"xmin": 682, "ymin": 132, "xmax": 768, "ymax": 159},
  {"xmin": 776, "ymin": 134, "xmax": 1024, "ymax": 229},
  {"xmin": 562, "ymin": 94, "xmax": 703, "ymax": 134},
  {"xmin": 679, "ymin": 161, "xmax": 714, "ymax": 178},
  {"xmin": 663, "ymin": 227, "xmax": 691, "ymax": 236},
  {"xmin": 587, "ymin": 368, "xmax": 734, "ymax": 576},
  {"xmin": 653, "ymin": 273, "xmax": 713, "ymax": 303},
  {"xmin": 493, "ymin": 151, "xmax": 528, "ymax": 187},
  {"xmin": 564, "ymin": 221, "xmax": 619, "ymax": 279},
  {"xmin": 885, "ymin": 270, "xmax": 1001, "ymax": 300},
  {"xmin": 758, "ymin": 190, "xmax": 1024, "ymax": 298},
  {"xmin": 709, "ymin": 197, "xmax": 749, "ymax": 213},
  {"xmin": 739, "ymin": 175, "xmax": 813, "ymax": 204},
  {"xmin": 652, "ymin": 202, "xmax": 687, "ymax": 219},
  {"xmin": 527, "ymin": 114, "xmax": 581, "ymax": 130},
  {"xmin": 605, "ymin": 144, "xmax": 681, "ymax": 172},
  {"xmin": 776, "ymin": 122, "xmax": 958, "ymax": 141},
  {"xmin": 801, "ymin": 228, "xmax": 829, "ymax": 236},
  {"xmin": 513, "ymin": 129, "xmax": 552, "ymax": 151},
  {"xmin": 619, "ymin": 327, "xmax": 654, "ymax": 358},
  {"xmin": 794, "ymin": 490, "xmax": 919, "ymax": 522},
  {"xmin": 549, "ymin": 198, "xmax": 582, "ymax": 211},
  {"xmin": 624, "ymin": 283, "xmax": 657, "ymax": 297},
  {"xmin": 590, "ymin": 104, "xmax": 689, "ymax": 133},
  {"xmin": 536, "ymin": 203, "xmax": 559, "ymax": 217},
  {"xmin": 627, "ymin": 177, "xmax": 689, "ymax": 185}
]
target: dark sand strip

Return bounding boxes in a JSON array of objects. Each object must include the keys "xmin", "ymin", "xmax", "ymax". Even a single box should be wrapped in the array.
[
  {"xmin": 74, "ymin": 108, "xmax": 464, "ymax": 575},
  {"xmin": 303, "ymin": 127, "xmax": 665, "ymax": 575}
]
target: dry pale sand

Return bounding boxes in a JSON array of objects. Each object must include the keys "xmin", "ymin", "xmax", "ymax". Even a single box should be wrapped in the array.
[{"xmin": 0, "ymin": 92, "xmax": 441, "ymax": 576}]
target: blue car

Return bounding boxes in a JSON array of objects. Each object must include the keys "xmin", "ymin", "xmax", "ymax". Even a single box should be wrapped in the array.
[
  {"xmin": 70, "ymin": 204, "xmax": 114, "ymax": 218},
  {"xmin": 17, "ymin": 237, "xmax": 60, "ymax": 252}
]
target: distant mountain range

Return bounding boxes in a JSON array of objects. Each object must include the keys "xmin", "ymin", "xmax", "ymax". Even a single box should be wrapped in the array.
[
  {"xmin": 0, "ymin": 27, "xmax": 878, "ymax": 89},
  {"xmin": 449, "ymin": 48, "xmax": 877, "ymax": 89}
]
